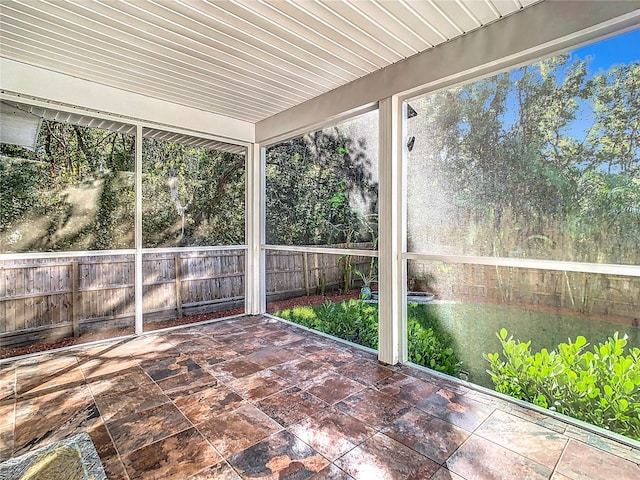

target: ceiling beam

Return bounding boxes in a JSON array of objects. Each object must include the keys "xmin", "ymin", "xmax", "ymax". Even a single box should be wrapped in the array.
[
  {"xmin": 0, "ymin": 58, "xmax": 255, "ymax": 143},
  {"xmin": 255, "ymin": 0, "xmax": 639, "ymax": 144}
]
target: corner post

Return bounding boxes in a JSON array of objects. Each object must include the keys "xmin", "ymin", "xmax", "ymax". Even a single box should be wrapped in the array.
[
  {"xmin": 378, "ymin": 96, "xmax": 407, "ymax": 364},
  {"xmin": 135, "ymin": 124, "xmax": 143, "ymax": 334},
  {"xmin": 245, "ymin": 143, "xmax": 265, "ymax": 314}
]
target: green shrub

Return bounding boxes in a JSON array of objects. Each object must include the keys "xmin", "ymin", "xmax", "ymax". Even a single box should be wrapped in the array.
[
  {"xmin": 275, "ymin": 300, "xmax": 461, "ymax": 376},
  {"xmin": 484, "ymin": 329, "xmax": 640, "ymax": 440},
  {"xmin": 277, "ymin": 300, "xmax": 379, "ymax": 349},
  {"xmin": 406, "ymin": 304, "xmax": 462, "ymax": 376},
  {"xmin": 407, "ymin": 320, "xmax": 461, "ymax": 375}
]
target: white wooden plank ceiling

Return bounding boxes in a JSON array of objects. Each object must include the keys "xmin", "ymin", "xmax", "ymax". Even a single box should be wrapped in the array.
[{"xmin": 0, "ymin": 0, "xmax": 539, "ymax": 124}]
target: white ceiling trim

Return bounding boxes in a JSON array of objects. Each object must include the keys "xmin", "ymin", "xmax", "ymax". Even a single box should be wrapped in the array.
[
  {"xmin": 256, "ymin": 1, "xmax": 385, "ymax": 71},
  {"xmin": 145, "ymin": 1, "xmax": 361, "ymax": 85},
  {"xmin": 1, "ymin": 1, "xmax": 318, "ymax": 104},
  {"xmin": 0, "ymin": 39, "xmax": 278, "ymax": 120},
  {"xmin": 0, "ymin": 99, "xmax": 248, "ymax": 154}
]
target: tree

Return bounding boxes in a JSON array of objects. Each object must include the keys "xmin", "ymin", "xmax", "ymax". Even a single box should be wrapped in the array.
[
  {"xmin": 586, "ymin": 63, "xmax": 640, "ymax": 175},
  {"xmin": 265, "ymin": 126, "xmax": 378, "ymax": 246},
  {"xmin": 407, "ymin": 54, "xmax": 639, "ymax": 263},
  {"xmin": 142, "ymin": 138, "xmax": 245, "ymax": 247},
  {"xmin": 1, "ymin": 120, "xmax": 135, "ymax": 252}
]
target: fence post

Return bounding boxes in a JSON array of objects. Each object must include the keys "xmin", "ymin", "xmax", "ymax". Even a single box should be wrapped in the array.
[
  {"xmin": 314, "ymin": 254, "xmax": 320, "ymax": 293},
  {"xmin": 174, "ymin": 255, "xmax": 183, "ymax": 318},
  {"xmin": 71, "ymin": 260, "xmax": 79, "ymax": 338},
  {"xmin": 303, "ymin": 252, "xmax": 310, "ymax": 296}
]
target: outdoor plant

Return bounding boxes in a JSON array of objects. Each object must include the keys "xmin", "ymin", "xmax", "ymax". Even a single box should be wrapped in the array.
[
  {"xmin": 278, "ymin": 299, "xmax": 379, "ymax": 349},
  {"xmin": 275, "ymin": 300, "xmax": 461, "ymax": 376},
  {"xmin": 354, "ymin": 268, "xmax": 377, "ymax": 287},
  {"xmin": 338, "ymin": 254, "xmax": 356, "ymax": 295},
  {"xmin": 354, "ymin": 266, "xmax": 377, "ymax": 299},
  {"xmin": 484, "ymin": 329, "xmax": 640, "ymax": 440},
  {"xmin": 407, "ymin": 320, "xmax": 461, "ymax": 376}
]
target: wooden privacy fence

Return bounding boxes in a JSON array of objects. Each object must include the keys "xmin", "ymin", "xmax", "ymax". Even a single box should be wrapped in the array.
[
  {"xmin": 2, "ymin": 247, "xmax": 636, "ymax": 347},
  {"xmin": 1, "ymin": 254, "xmax": 135, "ymax": 347},
  {"xmin": 265, "ymin": 248, "xmax": 373, "ymax": 300},
  {"xmin": 411, "ymin": 262, "xmax": 640, "ymax": 324},
  {"xmin": 142, "ymin": 250, "xmax": 245, "ymax": 321},
  {"xmin": 0, "ymin": 246, "xmax": 373, "ymax": 347}
]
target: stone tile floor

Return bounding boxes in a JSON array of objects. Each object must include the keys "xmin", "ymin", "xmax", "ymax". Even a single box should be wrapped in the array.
[{"xmin": 1, "ymin": 315, "xmax": 639, "ymax": 479}]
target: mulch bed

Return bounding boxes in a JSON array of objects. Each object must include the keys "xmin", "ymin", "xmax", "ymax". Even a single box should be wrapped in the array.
[{"xmin": 0, "ymin": 290, "xmax": 361, "ymax": 359}]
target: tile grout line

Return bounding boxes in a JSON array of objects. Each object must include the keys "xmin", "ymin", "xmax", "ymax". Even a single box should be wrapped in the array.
[
  {"xmin": 121, "ymin": 332, "xmax": 233, "ymax": 477},
  {"xmin": 549, "ymin": 438, "xmax": 571, "ymax": 479},
  {"xmin": 88, "ymin": 339, "xmax": 223, "ymax": 476},
  {"xmin": 214, "ymin": 319, "xmax": 352, "ymax": 470},
  {"xmin": 182, "ymin": 328, "xmax": 369, "ymax": 478},
  {"xmin": 384, "ymin": 410, "xmax": 472, "ymax": 468},
  {"xmin": 439, "ymin": 407, "xmax": 498, "ymax": 476},
  {"xmin": 473, "ymin": 409, "xmax": 564, "ymax": 476},
  {"xmin": 78, "ymin": 351, "xmax": 132, "ymax": 480},
  {"xmin": 6, "ymin": 317, "xmax": 639, "ymax": 479},
  {"xmin": 117, "ymin": 350, "xmax": 205, "ymax": 462},
  {"xmin": 139, "ymin": 329, "xmax": 276, "ymax": 478}
]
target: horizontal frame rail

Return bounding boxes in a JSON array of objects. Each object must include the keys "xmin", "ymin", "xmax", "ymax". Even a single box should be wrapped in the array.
[
  {"xmin": 403, "ymin": 252, "xmax": 640, "ymax": 278},
  {"xmin": 264, "ymin": 244, "xmax": 378, "ymax": 257},
  {"xmin": 0, "ymin": 245, "xmax": 248, "ymax": 262}
]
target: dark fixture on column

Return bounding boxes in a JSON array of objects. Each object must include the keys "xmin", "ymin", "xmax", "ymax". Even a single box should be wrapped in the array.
[{"xmin": 406, "ymin": 103, "xmax": 417, "ymax": 151}]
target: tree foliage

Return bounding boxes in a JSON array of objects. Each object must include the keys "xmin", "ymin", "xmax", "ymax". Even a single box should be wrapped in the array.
[
  {"xmin": 142, "ymin": 138, "xmax": 244, "ymax": 247},
  {"xmin": 265, "ymin": 126, "xmax": 378, "ymax": 246},
  {"xmin": 2, "ymin": 113, "xmax": 378, "ymax": 251},
  {"xmin": 408, "ymin": 55, "xmax": 640, "ymax": 263},
  {"xmin": 1, "ymin": 122, "xmax": 135, "ymax": 251},
  {"xmin": 0, "ymin": 121, "xmax": 246, "ymax": 251},
  {"xmin": 2, "ymin": 52, "xmax": 637, "ymax": 256}
]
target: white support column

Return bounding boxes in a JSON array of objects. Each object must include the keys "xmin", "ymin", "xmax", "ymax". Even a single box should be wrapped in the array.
[
  {"xmin": 135, "ymin": 125, "xmax": 143, "ymax": 334},
  {"xmin": 378, "ymin": 97, "xmax": 407, "ymax": 365},
  {"xmin": 245, "ymin": 143, "xmax": 266, "ymax": 314}
]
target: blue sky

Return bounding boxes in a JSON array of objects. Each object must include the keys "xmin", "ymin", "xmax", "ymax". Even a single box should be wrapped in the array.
[
  {"xmin": 421, "ymin": 27, "xmax": 639, "ymax": 149},
  {"xmin": 571, "ymin": 28, "xmax": 639, "ymax": 72},
  {"xmin": 468, "ymin": 27, "xmax": 639, "ymax": 164},
  {"xmin": 568, "ymin": 28, "xmax": 638, "ymax": 147}
]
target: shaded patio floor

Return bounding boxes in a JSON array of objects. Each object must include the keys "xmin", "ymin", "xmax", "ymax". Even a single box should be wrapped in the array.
[{"xmin": 1, "ymin": 315, "xmax": 638, "ymax": 479}]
